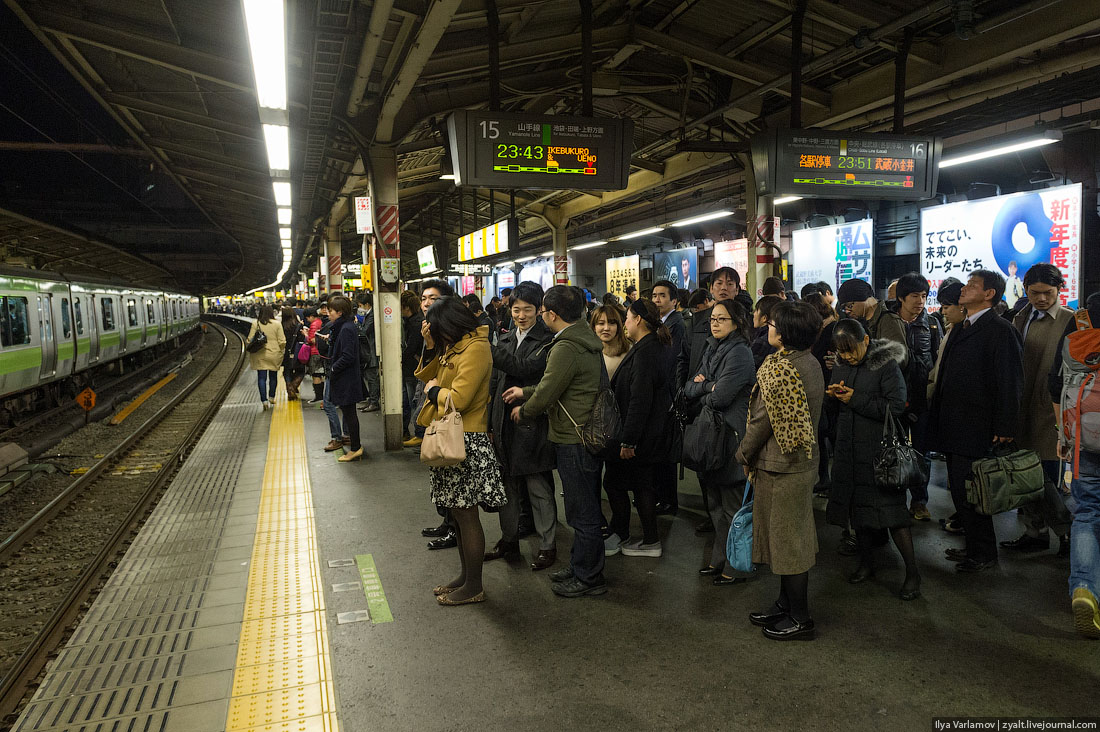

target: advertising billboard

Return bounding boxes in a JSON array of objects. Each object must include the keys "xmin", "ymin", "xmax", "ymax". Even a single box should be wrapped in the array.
[
  {"xmin": 653, "ymin": 247, "xmax": 700, "ymax": 291},
  {"xmin": 519, "ymin": 259, "xmax": 555, "ymax": 292},
  {"xmin": 920, "ymin": 183, "xmax": 1081, "ymax": 309},
  {"xmin": 790, "ymin": 219, "xmax": 874, "ymax": 296},
  {"xmin": 605, "ymin": 255, "xmax": 640, "ymax": 301},
  {"xmin": 713, "ymin": 238, "xmax": 749, "ymax": 285},
  {"xmin": 417, "ymin": 245, "xmax": 438, "ymax": 275}
]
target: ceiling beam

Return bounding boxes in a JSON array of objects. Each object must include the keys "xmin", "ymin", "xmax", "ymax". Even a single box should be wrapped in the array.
[
  {"xmin": 103, "ymin": 93, "xmax": 261, "ymax": 140},
  {"xmin": 34, "ymin": 9, "xmax": 254, "ymax": 92},
  {"xmin": 175, "ymin": 167, "xmax": 274, "ymax": 202},
  {"xmin": 147, "ymin": 138, "xmax": 267, "ymax": 175}
]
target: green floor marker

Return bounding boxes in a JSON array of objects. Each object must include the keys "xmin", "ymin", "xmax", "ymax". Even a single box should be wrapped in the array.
[{"xmin": 355, "ymin": 554, "xmax": 393, "ymax": 623}]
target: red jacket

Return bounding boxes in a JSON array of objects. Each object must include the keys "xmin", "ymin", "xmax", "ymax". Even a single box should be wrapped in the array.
[{"xmin": 307, "ymin": 317, "xmax": 322, "ymax": 357}]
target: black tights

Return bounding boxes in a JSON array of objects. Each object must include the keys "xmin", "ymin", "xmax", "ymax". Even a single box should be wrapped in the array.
[
  {"xmin": 446, "ymin": 506, "xmax": 485, "ymax": 601},
  {"xmin": 778, "ymin": 572, "xmax": 810, "ymax": 623},
  {"xmin": 855, "ymin": 525, "xmax": 919, "ymax": 576},
  {"xmin": 339, "ymin": 404, "xmax": 361, "ymax": 450}
]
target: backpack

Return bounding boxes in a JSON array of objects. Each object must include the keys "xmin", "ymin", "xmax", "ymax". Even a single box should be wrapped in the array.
[
  {"xmin": 558, "ymin": 360, "xmax": 621, "ymax": 457},
  {"xmin": 1059, "ymin": 308, "xmax": 1100, "ymax": 474}
]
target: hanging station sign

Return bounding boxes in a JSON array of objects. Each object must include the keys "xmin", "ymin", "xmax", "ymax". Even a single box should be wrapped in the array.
[
  {"xmin": 417, "ymin": 245, "xmax": 439, "ymax": 274},
  {"xmin": 457, "ymin": 218, "xmax": 518, "ymax": 262},
  {"xmin": 790, "ymin": 219, "xmax": 875, "ymax": 296},
  {"xmin": 446, "ymin": 111, "xmax": 633, "ymax": 190},
  {"xmin": 751, "ymin": 129, "xmax": 942, "ymax": 200}
]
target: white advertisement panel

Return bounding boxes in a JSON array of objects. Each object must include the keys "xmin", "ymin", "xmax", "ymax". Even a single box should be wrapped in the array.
[
  {"xmin": 790, "ymin": 219, "xmax": 874, "ymax": 296},
  {"xmin": 920, "ymin": 183, "xmax": 1081, "ymax": 309},
  {"xmin": 354, "ymin": 196, "xmax": 372, "ymax": 234},
  {"xmin": 713, "ymin": 238, "xmax": 748, "ymax": 285},
  {"xmin": 417, "ymin": 245, "xmax": 438, "ymax": 274}
]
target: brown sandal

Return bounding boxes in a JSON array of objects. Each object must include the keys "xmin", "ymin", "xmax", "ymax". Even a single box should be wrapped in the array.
[{"xmin": 437, "ymin": 591, "xmax": 486, "ymax": 606}]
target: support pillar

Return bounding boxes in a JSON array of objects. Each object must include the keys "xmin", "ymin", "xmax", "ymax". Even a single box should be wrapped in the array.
[
  {"xmin": 367, "ymin": 146, "xmax": 405, "ymax": 451},
  {"xmin": 741, "ymin": 161, "xmax": 775, "ymax": 298},
  {"xmin": 325, "ymin": 225, "xmax": 343, "ymax": 294},
  {"xmin": 552, "ymin": 225, "xmax": 569, "ymax": 285}
]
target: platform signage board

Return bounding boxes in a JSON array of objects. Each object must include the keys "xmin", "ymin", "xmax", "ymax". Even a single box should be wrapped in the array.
[
  {"xmin": 457, "ymin": 218, "xmax": 518, "ymax": 262},
  {"xmin": 447, "ymin": 111, "xmax": 633, "ymax": 190},
  {"xmin": 920, "ymin": 183, "xmax": 1081, "ymax": 310},
  {"xmin": 417, "ymin": 245, "xmax": 438, "ymax": 274},
  {"xmin": 752, "ymin": 129, "xmax": 941, "ymax": 200},
  {"xmin": 354, "ymin": 196, "xmax": 372, "ymax": 234},
  {"xmin": 790, "ymin": 220, "xmax": 874, "ymax": 296}
]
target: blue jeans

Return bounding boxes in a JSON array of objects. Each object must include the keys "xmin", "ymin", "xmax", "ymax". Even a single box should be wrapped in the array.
[
  {"xmin": 257, "ymin": 370, "xmax": 277, "ymax": 401},
  {"xmin": 1070, "ymin": 450, "xmax": 1100, "ymax": 598},
  {"xmin": 323, "ymin": 379, "xmax": 344, "ymax": 440},
  {"xmin": 401, "ymin": 375, "xmax": 424, "ymax": 438},
  {"xmin": 554, "ymin": 443, "xmax": 605, "ymax": 585}
]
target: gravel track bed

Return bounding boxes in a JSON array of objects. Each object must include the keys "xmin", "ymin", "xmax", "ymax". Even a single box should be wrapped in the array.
[{"xmin": 0, "ymin": 326, "xmax": 243, "ymax": 682}]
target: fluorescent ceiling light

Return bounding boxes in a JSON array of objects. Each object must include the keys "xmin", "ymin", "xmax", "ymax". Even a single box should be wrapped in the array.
[
  {"xmin": 494, "ymin": 260, "xmax": 514, "ymax": 267},
  {"xmin": 539, "ymin": 251, "xmax": 554, "ymax": 257},
  {"xmin": 279, "ymin": 227, "xmax": 291, "ymax": 239},
  {"xmin": 773, "ymin": 195, "xmax": 803, "ymax": 205},
  {"xmin": 669, "ymin": 210, "xmax": 734, "ymax": 227},
  {"xmin": 242, "ymin": 0, "xmax": 287, "ymax": 111},
  {"xmin": 262, "ymin": 124, "xmax": 290, "ymax": 170},
  {"xmin": 515, "ymin": 255, "xmax": 537, "ymax": 262},
  {"xmin": 616, "ymin": 226, "xmax": 664, "ymax": 240},
  {"xmin": 273, "ymin": 181, "xmax": 291, "ymax": 206},
  {"xmin": 570, "ymin": 240, "xmax": 606, "ymax": 251},
  {"xmin": 939, "ymin": 134, "xmax": 1060, "ymax": 168},
  {"xmin": 439, "ymin": 173, "xmax": 457, "ymax": 180},
  {"xmin": 277, "ymin": 207, "xmax": 292, "ymax": 225}
]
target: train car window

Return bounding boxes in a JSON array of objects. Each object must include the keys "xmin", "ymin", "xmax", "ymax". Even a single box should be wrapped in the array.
[
  {"xmin": 0, "ymin": 297, "xmax": 32, "ymax": 347},
  {"xmin": 101, "ymin": 298, "xmax": 116, "ymax": 331},
  {"xmin": 61, "ymin": 298, "xmax": 72, "ymax": 338},
  {"xmin": 127, "ymin": 299, "xmax": 138, "ymax": 327},
  {"xmin": 74, "ymin": 299, "xmax": 84, "ymax": 335},
  {"xmin": 146, "ymin": 301, "xmax": 155, "ymax": 323}
]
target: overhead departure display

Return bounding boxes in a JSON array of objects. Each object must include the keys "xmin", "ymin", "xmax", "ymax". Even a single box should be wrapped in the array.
[
  {"xmin": 447, "ymin": 111, "xmax": 633, "ymax": 190},
  {"xmin": 751, "ymin": 129, "xmax": 942, "ymax": 200}
]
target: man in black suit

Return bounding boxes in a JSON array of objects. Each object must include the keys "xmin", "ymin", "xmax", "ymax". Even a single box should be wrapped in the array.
[
  {"xmin": 928, "ymin": 269, "xmax": 1024, "ymax": 572},
  {"xmin": 651, "ymin": 280, "xmax": 686, "ymax": 513}
]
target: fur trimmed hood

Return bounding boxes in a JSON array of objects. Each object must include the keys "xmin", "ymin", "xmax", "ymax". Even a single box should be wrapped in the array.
[{"xmin": 864, "ymin": 338, "xmax": 907, "ymax": 370}]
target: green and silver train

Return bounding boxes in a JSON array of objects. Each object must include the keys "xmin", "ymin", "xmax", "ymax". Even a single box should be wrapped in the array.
[{"xmin": 0, "ymin": 266, "xmax": 201, "ymax": 424}]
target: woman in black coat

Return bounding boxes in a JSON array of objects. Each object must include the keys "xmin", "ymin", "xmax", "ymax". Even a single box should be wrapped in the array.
[
  {"xmin": 825, "ymin": 319, "xmax": 919, "ymax": 600},
  {"xmin": 683, "ymin": 299, "xmax": 756, "ymax": 584},
  {"xmin": 326, "ymin": 295, "xmax": 366, "ymax": 462},
  {"xmin": 281, "ymin": 307, "xmax": 306, "ymax": 400},
  {"xmin": 604, "ymin": 299, "xmax": 675, "ymax": 558}
]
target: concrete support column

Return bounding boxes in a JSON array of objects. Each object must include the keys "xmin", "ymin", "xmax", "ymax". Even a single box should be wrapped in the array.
[
  {"xmin": 368, "ymin": 146, "xmax": 405, "ymax": 450},
  {"xmin": 741, "ymin": 162, "xmax": 773, "ymax": 299},
  {"xmin": 325, "ymin": 225, "xmax": 343, "ymax": 293},
  {"xmin": 552, "ymin": 226, "xmax": 569, "ymax": 285}
]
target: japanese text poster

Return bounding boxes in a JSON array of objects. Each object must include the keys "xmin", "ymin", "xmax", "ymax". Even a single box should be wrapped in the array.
[
  {"xmin": 605, "ymin": 254, "xmax": 640, "ymax": 301},
  {"xmin": 713, "ymin": 239, "xmax": 749, "ymax": 286},
  {"xmin": 920, "ymin": 183, "xmax": 1081, "ymax": 309},
  {"xmin": 790, "ymin": 219, "xmax": 874, "ymax": 297}
]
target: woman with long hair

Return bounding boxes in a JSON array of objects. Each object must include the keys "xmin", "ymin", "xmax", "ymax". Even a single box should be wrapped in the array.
[
  {"xmin": 603, "ymin": 298, "xmax": 676, "ymax": 558},
  {"xmin": 281, "ymin": 307, "xmax": 305, "ymax": 400},
  {"xmin": 589, "ymin": 305, "xmax": 631, "ymax": 379},
  {"xmin": 325, "ymin": 296, "xmax": 366, "ymax": 462},
  {"xmin": 684, "ymin": 299, "xmax": 756, "ymax": 585},
  {"xmin": 246, "ymin": 304, "xmax": 286, "ymax": 410},
  {"xmin": 736, "ymin": 301, "xmax": 825, "ymax": 641},
  {"xmin": 303, "ymin": 307, "xmax": 324, "ymax": 403},
  {"xmin": 417, "ymin": 297, "xmax": 506, "ymax": 605}
]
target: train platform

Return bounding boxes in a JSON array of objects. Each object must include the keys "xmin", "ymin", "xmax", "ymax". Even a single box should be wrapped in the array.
[{"xmin": 12, "ymin": 368, "xmax": 1099, "ymax": 732}]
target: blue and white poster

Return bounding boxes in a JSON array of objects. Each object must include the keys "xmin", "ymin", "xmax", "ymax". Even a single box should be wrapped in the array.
[
  {"xmin": 790, "ymin": 219, "xmax": 874, "ymax": 297},
  {"xmin": 653, "ymin": 247, "xmax": 699, "ymax": 291},
  {"xmin": 920, "ymin": 183, "xmax": 1081, "ymax": 310}
]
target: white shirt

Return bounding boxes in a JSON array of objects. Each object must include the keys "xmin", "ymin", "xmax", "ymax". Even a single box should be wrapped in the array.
[
  {"xmin": 966, "ymin": 307, "xmax": 991, "ymax": 327},
  {"xmin": 514, "ymin": 325, "xmax": 531, "ymax": 350},
  {"xmin": 660, "ymin": 310, "xmax": 673, "ymax": 323},
  {"xmin": 1022, "ymin": 307, "xmax": 1047, "ymax": 340}
]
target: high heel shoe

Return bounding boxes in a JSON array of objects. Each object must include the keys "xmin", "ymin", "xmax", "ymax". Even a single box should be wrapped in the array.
[
  {"xmin": 899, "ymin": 573, "xmax": 922, "ymax": 601},
  {"xmin": 338, "ymin": 447, "xmax": 365, "ymax": 462}
]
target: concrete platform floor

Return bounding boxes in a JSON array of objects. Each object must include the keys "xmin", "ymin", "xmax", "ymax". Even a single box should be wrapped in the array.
[{"xmin": 303, "ymin": 404, "xmax": 1098, "ymax": 732}]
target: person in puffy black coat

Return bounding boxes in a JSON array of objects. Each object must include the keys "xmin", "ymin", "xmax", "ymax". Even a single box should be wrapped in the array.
[
  {"xmin": 604, "ymin": 299, "xmax": 676, "ymax": 558},
  {"xmin": 825, "ymin": 319, "xmax": 919, "ymax": 600},
  {"xmin": 326, "ymin": 296, "xmax": 365, "ymax": 462},
  {"xmin": 683, "ymin": 299, "xmax": 756, "ymax": 584}
]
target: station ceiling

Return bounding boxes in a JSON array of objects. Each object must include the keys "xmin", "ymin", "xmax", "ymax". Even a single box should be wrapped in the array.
[{"xmin": 1, "ymin": 0, "xmax": 1099, "ymax": 293}]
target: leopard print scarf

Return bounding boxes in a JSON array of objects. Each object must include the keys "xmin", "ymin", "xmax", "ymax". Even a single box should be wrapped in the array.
[{"xmin": 754, "ymin": 349, "xmax": 815, "ymax": 458}]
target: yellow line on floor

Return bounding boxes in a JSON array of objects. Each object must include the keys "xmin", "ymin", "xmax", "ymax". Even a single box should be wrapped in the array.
[
  {"xmin": 225, "ymin": 388, "xmax": 340, "ymax": 732},
  {"xmin": 109, "ymin": 373, "xmax": 177, "ymax": 425}
]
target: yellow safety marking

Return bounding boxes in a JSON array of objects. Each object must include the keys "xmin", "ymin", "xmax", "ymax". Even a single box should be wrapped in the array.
[
  {"xmin": 109, "ymin": 373, "xmax": 178, "ymax": 425},
  {"xmin": 225, "ymin": 387, "xmax": 340, "ymax": 732}
]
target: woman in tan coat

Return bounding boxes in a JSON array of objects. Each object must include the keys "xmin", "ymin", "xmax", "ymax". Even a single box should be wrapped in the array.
[
  {"xmin": 736, "ymin": 300, "xmax": 825, "ymax": 641},
  {"xmin": 247, "ymin": 304, "xmax": 286, "ymax": 410}
]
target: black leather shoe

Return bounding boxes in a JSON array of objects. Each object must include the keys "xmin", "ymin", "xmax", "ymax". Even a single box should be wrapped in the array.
[
  {"xmin": 713, "ymin": 574, "xmax": 748, "ymax": 586},
  {"xmin": 427, "ymin": 530, "xmax": 457, "ymax": 550},
  {"xmin": 944, "ymin": 547, "xmax": 968, "ymax": 563},
  {"xmin": 698, "ymin": 565, "xmax": 722, "ymax": 576},
  {"xmin": 655, "ymin": 502, "xmax": 677, "ymax": 516},
  {"xmin": 530, "ymin": 549, "xmax": 556, "ymax": 571},
  {"xmin": 848, "ymin": 565, "xmax": 875, "ymax": 584},
  {"xmin": 763, "ymin": 617, "xmax": 816, "ymax": 641},
  {"xmin": 549, "ymin": 567, "xmax": 574, "ymax": 583},
  {"xmin": 749, "ymin": 604, "xmax": 789, "ymax": 627},
  {"xmin": 484, "ymin": 540, "xmax": 521, "ymax": 561},
  {"xmin": 421, "ymin": 524, "xmax": 448, "ymax": 538},
  {"xmin": 956, "ymin": 557, "xmax": 997, "ymax": 573},
  {"xmin": 999, "ymin": 533, "xmax": 1050, "ymax": 553},
  {"xmin": 837, "ymin": 534, "xmax": 859, "ymax": 557},
  {"xmin": 695, "ymin": 520, "xmax": 715, "ymax": 534}
]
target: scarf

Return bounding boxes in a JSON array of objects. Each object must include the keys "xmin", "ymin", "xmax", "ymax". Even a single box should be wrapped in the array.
[{"xmin": 753, "ymin": 349, "xmax": 815, "ymax": 458}]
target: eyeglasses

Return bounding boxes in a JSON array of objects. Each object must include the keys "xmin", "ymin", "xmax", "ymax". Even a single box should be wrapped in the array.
[{"xmin": 709, "ymin": 316, "xmax": 731, "ymax": 324}]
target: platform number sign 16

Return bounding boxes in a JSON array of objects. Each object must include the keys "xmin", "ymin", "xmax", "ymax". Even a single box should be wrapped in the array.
[{"xmin": 910, "ymin": 142, "xmax": 926, "ymax": 158}]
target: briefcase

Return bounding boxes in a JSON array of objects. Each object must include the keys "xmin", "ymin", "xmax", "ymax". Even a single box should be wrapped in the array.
[{"xmin": 965, "ymin": 447, "xmax": 1044, "ymax": 516}]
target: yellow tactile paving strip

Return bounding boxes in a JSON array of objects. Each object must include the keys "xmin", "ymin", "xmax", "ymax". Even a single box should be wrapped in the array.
[{"xmin": 225, "ymin": 392, "xmax": 340, "ymax": 732}]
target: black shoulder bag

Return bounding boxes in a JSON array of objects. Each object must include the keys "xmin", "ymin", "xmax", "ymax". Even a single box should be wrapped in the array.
[{"xmin": 873, "ymin": 405, "xmax": 928, "ymax": 491}]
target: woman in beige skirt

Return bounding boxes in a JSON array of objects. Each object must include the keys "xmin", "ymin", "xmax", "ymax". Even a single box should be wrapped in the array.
[{"xmin": 736, "ymin": 300, "xmax": 825, "ymax": 641}]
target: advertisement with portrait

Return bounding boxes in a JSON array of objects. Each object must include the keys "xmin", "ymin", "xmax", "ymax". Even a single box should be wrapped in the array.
[
  {"xmin": 519, "ymin": 259, "xmax": 555, "ymax": 292},
  {"xmin": 653, "ymin": 247, "xmax": 700, "ymax": 291},
  {"xmin": 920, "ymin": 183, "xmax": 1081, "ymax": 310},
  {"xmin": 605, "ymin": 255, "xmax": 640, "ymax": 301},
  {"xmin": 496, "ymin": 269, "xmax": 516, "ymax": 293},
  {"xmin": 790, "ymin": 219, "xmax": 874, "ymax": 296},
  {"xmin": 713, "ymin": 238, "xmax": 748, "ymax": 286}
]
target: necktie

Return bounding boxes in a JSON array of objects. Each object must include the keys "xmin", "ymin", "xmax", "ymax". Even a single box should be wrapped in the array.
[
  {"xmin": 1025, "ymin": 309, "xmax": 1042, "ymax": 339},
  {"xmin": 961, "ymin": 319, "xmax": 970, "ymax": 329}
]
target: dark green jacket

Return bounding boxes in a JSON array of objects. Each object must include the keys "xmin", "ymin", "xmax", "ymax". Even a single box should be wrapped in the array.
[{"xmin": 520, "ymin": 321, "xmax": 603, "ymax": 444}]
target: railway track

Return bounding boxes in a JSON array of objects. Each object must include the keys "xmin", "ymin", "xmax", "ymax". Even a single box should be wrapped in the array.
[{"xmin": 0, "ymin": 321, "xmax": 246, "ymax": 724}]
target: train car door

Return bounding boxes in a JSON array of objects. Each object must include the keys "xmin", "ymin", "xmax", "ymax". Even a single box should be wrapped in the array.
[
  {"xmin": 85, "ymin": 295, "xmax": 99, "ymax": 361},
  {"xmin": 37, "ymin": 294, "xmax": 57, "ymax": 378}
]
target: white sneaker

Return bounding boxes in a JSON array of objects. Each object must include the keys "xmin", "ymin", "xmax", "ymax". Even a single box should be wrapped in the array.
[
  {"xmin": 604, "ymin": 533, "xmax": 623, "ymax": 556},
  {"xmin": 262, "ymin": 401, "xmax": 270, "ymax": 411},
  {"xmin": 622, "ymin": 540, "xmax": 662, "ymax": 558}
]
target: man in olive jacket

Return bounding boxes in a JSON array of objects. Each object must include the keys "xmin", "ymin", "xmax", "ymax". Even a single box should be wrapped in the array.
[{"xmin": 504, "ymin": 286, "xmax": 605, "ymax": 598}]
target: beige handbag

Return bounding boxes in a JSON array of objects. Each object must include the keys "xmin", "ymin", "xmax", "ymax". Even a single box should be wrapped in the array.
[{"xmin": 420, "ymin": 394, "xmax": 466, "ymax": 467}]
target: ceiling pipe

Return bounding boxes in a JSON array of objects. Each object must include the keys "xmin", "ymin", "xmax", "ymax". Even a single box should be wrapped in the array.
[{"xmin": 346, "ymin": 0, "xmax": 396, "ymax": 117}]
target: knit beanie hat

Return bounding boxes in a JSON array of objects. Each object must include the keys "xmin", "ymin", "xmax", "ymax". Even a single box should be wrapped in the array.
[{"xmin": 836, "ymin": 278, "xmax": 874, "ymax": 307}]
